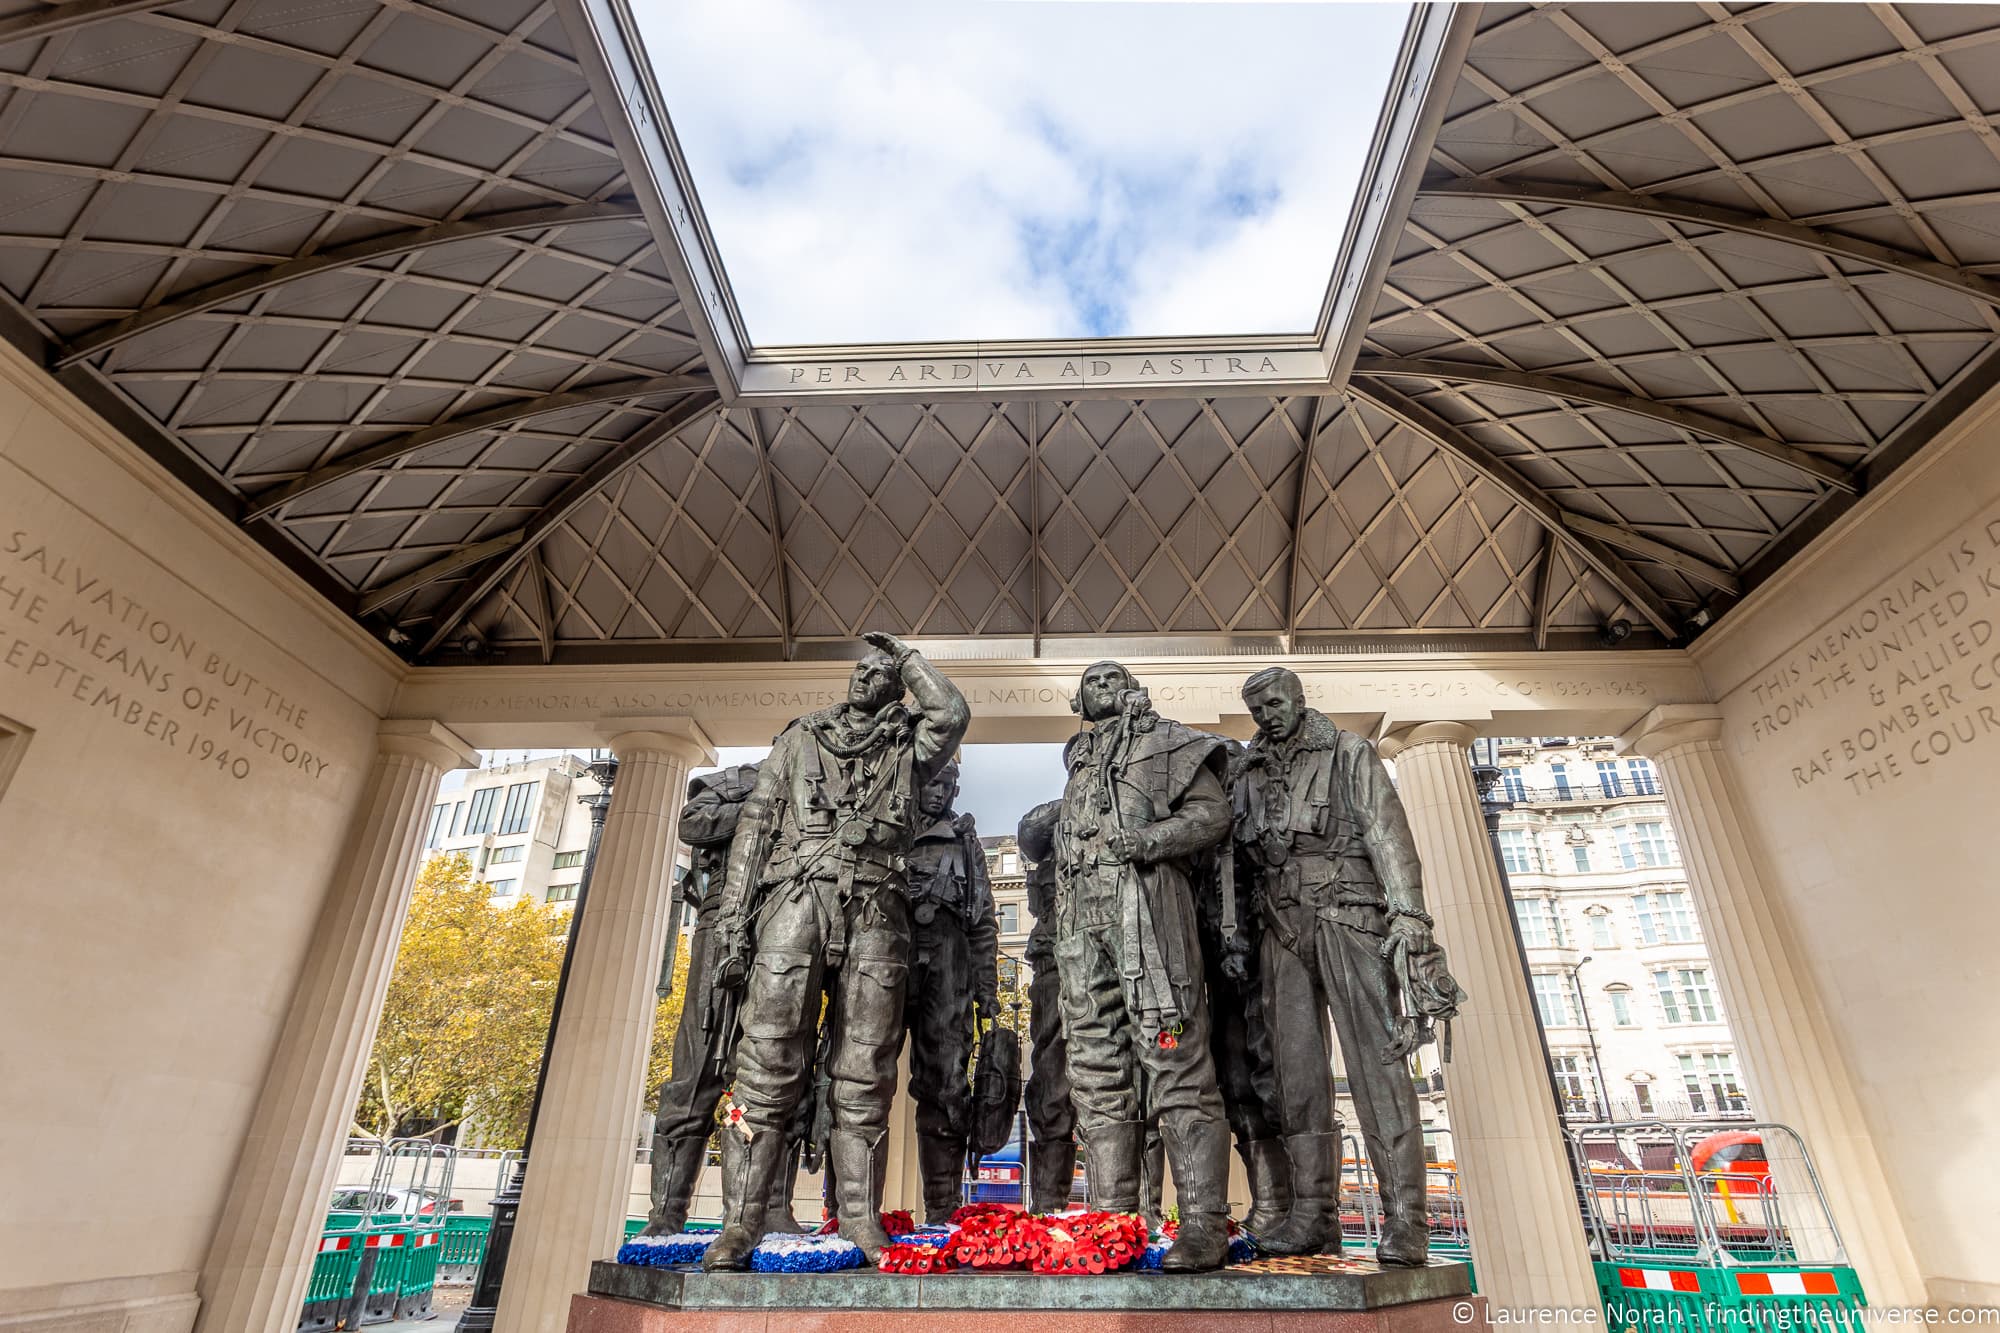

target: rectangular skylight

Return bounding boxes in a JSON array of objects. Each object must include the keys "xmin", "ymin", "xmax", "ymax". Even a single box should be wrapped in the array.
[{"xmin": 623, "ymin": 0, "xmax": 1417, "ymax": 347}]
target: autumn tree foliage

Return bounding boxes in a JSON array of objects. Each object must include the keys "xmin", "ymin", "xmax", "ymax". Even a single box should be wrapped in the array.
[{"xmin": 355, "ymin": 853, "xmax": 695, "ymax": 1148}]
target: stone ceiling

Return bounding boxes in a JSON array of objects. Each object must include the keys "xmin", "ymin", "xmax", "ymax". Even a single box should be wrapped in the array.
[{"xmin": 2, "ymin": 0, "xmax": 1996, "ymax": 663}]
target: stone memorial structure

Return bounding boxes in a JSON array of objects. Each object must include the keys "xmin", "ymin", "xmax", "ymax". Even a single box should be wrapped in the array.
[{"xmin": 3, "ymin": 3, "xmax": 1996, "ymax": 1331}]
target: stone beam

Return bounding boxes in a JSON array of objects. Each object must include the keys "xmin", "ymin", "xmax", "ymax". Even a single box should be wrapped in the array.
[
  {"xmin": 415, "ymin": 392, "xmax": 722, "ymax": 656},
  {"xmin": 1420, "ymin": 177, "xmax": 2000, "ymax": 312},
  {"xmin": 56, "ymin": 202, "xmax": 646, "ymax": 367},
  {"xmin": 390, "ymin": 649, "xmax": 1713, "ymax": 751},
  {"xmin": 1346, "ymin": 378, "xmax": 1682, "ymax": 639},
  {"xmin": 0, "ymin": 0, "xmax": 180, "ymax": 48},
  {"xmin": 1352, "ymin": 356, "xmax": 1855, "ymax": 492},
  {"xmin": 242, "ymin": 375, "xmax": 710, "ymax": 521}
]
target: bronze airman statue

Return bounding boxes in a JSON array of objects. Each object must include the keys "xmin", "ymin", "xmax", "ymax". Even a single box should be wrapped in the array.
[{"xmin": 704, "ymin": 632, "xmax": 968, "ymax": 1268}]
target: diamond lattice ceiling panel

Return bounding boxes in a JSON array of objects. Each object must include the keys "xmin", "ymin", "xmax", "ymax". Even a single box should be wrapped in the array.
[{"xmin": 0, "ymin": 2, "xmax": 1992, "ymax": 661}]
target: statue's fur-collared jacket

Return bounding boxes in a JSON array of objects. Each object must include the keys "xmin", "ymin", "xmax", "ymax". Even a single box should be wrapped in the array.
[
  {"xmin": 1233, "ymin": 707, "xmax": 1423, "ymax": 923},
  {"xmin": 1057, "ymin": 709, "xmax": 1231, "ymax": 1027}
]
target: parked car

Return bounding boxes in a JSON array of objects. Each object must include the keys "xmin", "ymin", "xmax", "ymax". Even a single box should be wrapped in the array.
[
  {"xmin": 327, "ymin": 1186, "xmax": 460, "ymax": 1218},
  {"xmin": 964, "ymin": 1134, "xmax": 1023, "ymax": 1206}
]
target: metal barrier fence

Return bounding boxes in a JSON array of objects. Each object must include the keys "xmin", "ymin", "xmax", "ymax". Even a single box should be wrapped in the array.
[
  {"xmin": 1568, "ymin": 1121, "xmax": 1866, "ymax": 1332},
  {"xmin": 299, "ymin": 1138, "xmax": 459, "ymax": 1330}
]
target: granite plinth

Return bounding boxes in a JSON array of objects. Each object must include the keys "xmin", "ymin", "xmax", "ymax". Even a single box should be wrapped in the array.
[{"xmin": 572, "ymin": 1257, "xmax": 1478, "ymax": 1332}]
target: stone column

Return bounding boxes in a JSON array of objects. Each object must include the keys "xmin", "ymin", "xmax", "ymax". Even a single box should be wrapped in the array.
[
  {"xmin": 883, "ymin": 1043, "xmax": 922, "ymax": 1212},
  {"xmin": 196, "ymin": 719, "xmax": 478, "ymax": 1333},
  {"xmin": 1378, "ymin": 722, "xmax": 1598, "ymax": 1308},
  {"xmin": 1621, "ymin": 706, "xmax": 1924, "ymax": 1303},
  {"xmin": 496, "ymin": 724, "xmax": 711, "ymax": 1333}
]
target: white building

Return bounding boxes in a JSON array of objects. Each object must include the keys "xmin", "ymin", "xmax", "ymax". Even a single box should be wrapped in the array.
[
  {"xmin": 420, "ymin": 753, "xmax": 677, "ymax": 912},
  {"xmin": 1485, "ymin": 736, "xmax": 1749, "ymax": 1126}
]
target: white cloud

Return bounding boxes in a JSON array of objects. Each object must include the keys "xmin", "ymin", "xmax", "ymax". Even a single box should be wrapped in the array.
[{"xmin": 627, "ymin": 0, "xmax": 1412, "ymax": 343}]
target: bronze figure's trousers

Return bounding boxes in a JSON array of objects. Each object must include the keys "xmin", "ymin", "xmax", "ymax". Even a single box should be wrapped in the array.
[
  {"xmin": 1055, "ymin": 908, "xmax": 1228, "ymax": 1210},
  {"xmin": 1263, "ymin": 900, "xmax": 1425, "ymax": 1222},
  {"xmin": 1023, "ymin": 936, "xmax": 1076, "ymax": 1211},
  {"xmin": 1199, "ymin": 927, "xmax": 1283, "ymax": 1148},
  {"xmin": 733, "ymin": 880, "xmax": 909, "ymax": 1140},
  {"xmin": 646, "ymin": 918, "xmax": 726, "ymax": 1233},
  {"xmin": 904, "ymin": 917, "xmax": 976, "ymax": 1220}
]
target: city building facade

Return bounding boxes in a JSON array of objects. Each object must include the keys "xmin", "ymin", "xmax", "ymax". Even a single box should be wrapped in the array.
[{"xmin": 1490, "ymin": 738, "xmax": 1748, "ymax": 1126}]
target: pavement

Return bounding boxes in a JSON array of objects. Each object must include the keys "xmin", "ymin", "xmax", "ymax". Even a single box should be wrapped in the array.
[{"xmin": 372, "ymin": 1282, "xmax": 469, "ymax": 1329}]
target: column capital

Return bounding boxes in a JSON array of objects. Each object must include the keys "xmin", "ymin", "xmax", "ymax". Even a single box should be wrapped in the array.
[
  {"xmin": 1618, "ymin": 704, "xmax": 1724, "ymax": 760},
  {"xmin": 1377, "ymin": 719, "xmax": 1478, "ymax": 761},
  {"xmin": 377, "ymin": 718, "xmax": 479, "ymax": 771},
  {"xmin": 600, "ymin": 716, "xmax": 715, "ymax": 768}
]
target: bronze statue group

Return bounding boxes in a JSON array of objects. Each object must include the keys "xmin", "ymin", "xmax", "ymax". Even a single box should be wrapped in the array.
[{"xmin": 642, "ymin": 632, "xmax": 1465, "ymax": 1275}]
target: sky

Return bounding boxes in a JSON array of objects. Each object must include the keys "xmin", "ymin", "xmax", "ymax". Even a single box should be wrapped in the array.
[{"xmin": 626, "ymin": 0, "xmax": 1414, "ymax": 343}]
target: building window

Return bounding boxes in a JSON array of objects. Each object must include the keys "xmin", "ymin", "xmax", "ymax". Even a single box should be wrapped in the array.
[
  {"xmin": 1570, "ymin": 843, "xmax": 1591, "ymax": 873},
  {"xmin": 464, "ymin": 786, "xmax": 499, "ymax": 835},
  {"xmin": 1594, "ymin": 760, "xmax": 1624, "ymax": 797},
  {"xmin": 1626, "ymin": 758, "xmax": 1660, "ymax": 795},
  {"xmin": 1632, "ymin": 820, "xmax": 1675, "ymax": 866},
  {"xmin": 1497, "ymin": 828, "xmax": 1534, "ymax": 874},
  {"xmin": 998, "ymin": 903, "xmax": 1020, "ymax": 934},
  {"xmin": 1631, "ymin": 1079, "xmax": 1654, "ymax": 1115},
  {"xmin": 449, "ymin": 800, "xmax": 468, "ymax": 837},
  {"xmin": 1606, "ymin": 985, "xmax": 1634, "ymax": 1026},
  {"xmin": 1678, "ymin": 1052, "xmax": 1745, "ymax": 1114},
  {"xmin": 1587, "ymin": 908, "xmax": 1616, "ymax": 950},
  {"xmin": 553, "ymin": 850, "xmax": 585, "ymax": 869},
  {"xmin": 1617, "ymin": 821, "xmax": 1677, "ymax": 868},
  {"xmin": 1501, "ymin": 766, "xmax": 1525, "ymax": 801},
  {"xmin": 1632, "ymin": 891, "xmax": 1698, "ymax": 945},
  {"xmin": 487, "ymin": 878, "xmax": 518, "ymax": 897},
  {"xmin": 498, "ymin": 781, "xmax": 537, "ymax": 835},
  {"xmin": 547, "ymin": 882, "xmax": 578, "ymax": 904},
  {"xmin": 1655, "ymin": 968, "xmax": 1720, "ymax": 1024},
  {"xmin": 1550, "ymin": 762, "xmax": 1571, "ymax": 798},
  {"xmin": 488, "ymin": 844, "xmax": 524, "ymax": 865},
  {"xmin": 1552, "ymin": 1054, "xmax": 1598, "ymax": 1118},
  {"xmin": 996, "ymin": 852, "xmax": 1018, "ymax": 876},
  {"xmin": 1531, "ymin": 972, "xmax": 1574, "ymax": 1027},
  {"xmin": 1514, "ymin": 897, "xmax": 1563, "ymax": 947}
]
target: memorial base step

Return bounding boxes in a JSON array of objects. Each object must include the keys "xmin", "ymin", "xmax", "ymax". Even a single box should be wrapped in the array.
[{"xmin": 570, "ymin": 1255, "xmax": 1477, "ymax": 1332}]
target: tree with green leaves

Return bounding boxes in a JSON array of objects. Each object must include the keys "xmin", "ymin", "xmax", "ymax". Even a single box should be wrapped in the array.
[{"xmin": 356, "ymin": 853, "xmax": 696, "ymax": 1148}]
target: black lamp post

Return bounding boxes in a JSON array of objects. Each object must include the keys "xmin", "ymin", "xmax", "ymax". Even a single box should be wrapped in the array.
[
  {"xmin": 1565, "ymin": 955, "xmax": 1610, "ymax": 1121},
  {"xmin": 1469, "ymin": 741, "xmax": 1591, "ymax": 1212},
  {"xmin": 458, "ymin": 752, "xmax": 619, "ymax": 1332}
]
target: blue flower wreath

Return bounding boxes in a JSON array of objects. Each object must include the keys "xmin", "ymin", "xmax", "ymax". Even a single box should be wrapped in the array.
[{"xmin": 615, "ymin": 1231, "xmax": 863, "ymax": 1273}]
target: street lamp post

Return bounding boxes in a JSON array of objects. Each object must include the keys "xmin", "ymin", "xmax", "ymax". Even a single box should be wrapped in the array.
[
  {"xmin": 1565, "ymin": 955, "xmax": 1610, "ymax": 1121},
  {"xmin": 458, "ymin": 753, "xmax": 619, "ymax": 1332}
]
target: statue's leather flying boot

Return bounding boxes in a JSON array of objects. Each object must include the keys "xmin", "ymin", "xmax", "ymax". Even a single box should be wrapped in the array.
[
  {"xmin": 1377, "ymin": 1178, "xmax": 1431, "ymax": 1266},
  {"xmin": 832, "ymin": 1128, "xmax": 893, "ymax": 1262},
  {"xmin": 1028, "ymin": 1137, "xmax": 1077, "ymax": 1213},
  {"xmin": 640, "ymin": 1133, "xmax": 706, "ymax": 1236},
  {"xmin": 1237, "ymin": 1137, "xmax": 1292, "ymax": 1237},
  {"xmin": 764, "ymin": 1142, "xmax": 805, "ymax": 1234},
  {"xmin": 702, "ymin": 1131, "xmax": 786, "ymax": 1270},
  {"xmin": 1159, "ymin": 1117, "xmax": 1232, "ymax": 1272},
  {"xmin": 1139, "ymin": 1132, "xmax": 1166, "ymax": 1231},
  {"xmin": 1080, "ymin": 1119, "xmax": 1144, "ymax": 1212},
  {"xmin": 917, "ymin": 1133, "xmax": 964, "ymax": 1225},
  {"xmin": 1257, "ymin": 1132, "xmax": 1340, "ymax": 1256}
]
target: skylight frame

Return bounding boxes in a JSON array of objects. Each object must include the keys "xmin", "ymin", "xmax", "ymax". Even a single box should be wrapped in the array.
[{"xmin": 559, "ymin": 0, "xmax": 1475, "ymax": 404}]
